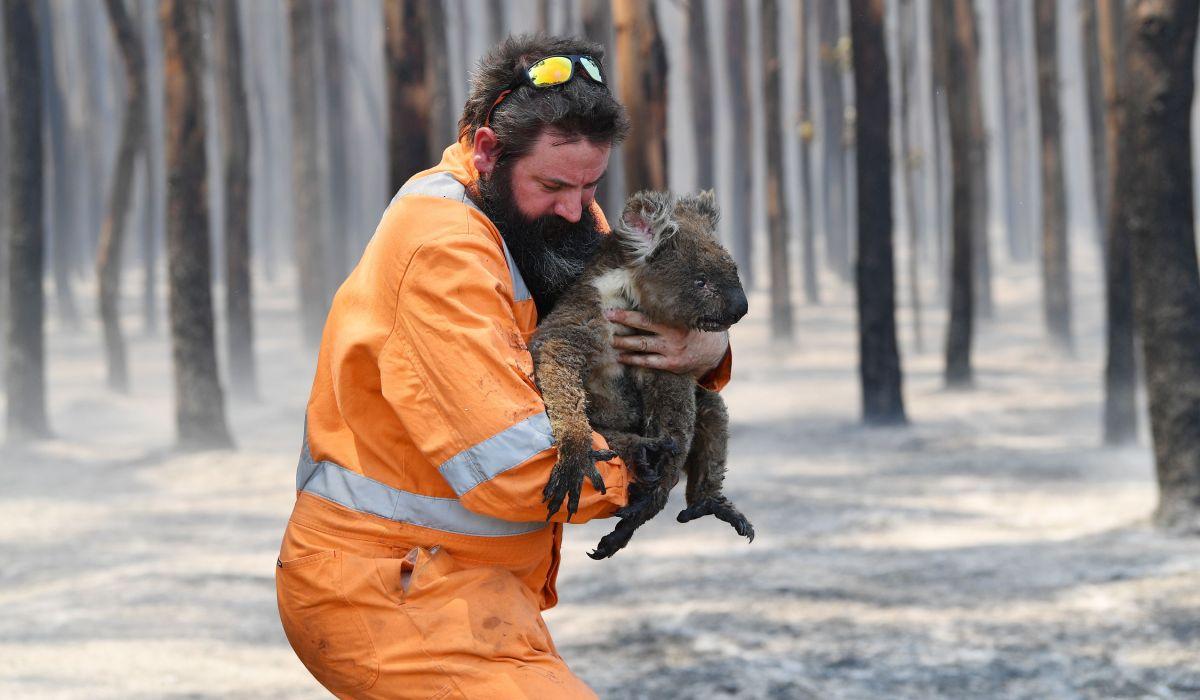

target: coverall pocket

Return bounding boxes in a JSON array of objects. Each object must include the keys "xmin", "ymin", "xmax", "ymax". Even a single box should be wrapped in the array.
[
  {"xmin": 402, "ymin": 547, "xmax": 557, "ymax": 662},
  {"xmin": 277, "ymin": 550, "xmax": 381, "ymax": 694}
]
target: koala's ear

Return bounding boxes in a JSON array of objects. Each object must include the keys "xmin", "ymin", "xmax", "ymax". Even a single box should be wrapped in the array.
[
  {"xmin": 695, "ymin": 189, "xmax": 720, "ymax": 227},
  {"xmin": 618, "ymin": 190, "xmax": 675, "ymax": 262}
]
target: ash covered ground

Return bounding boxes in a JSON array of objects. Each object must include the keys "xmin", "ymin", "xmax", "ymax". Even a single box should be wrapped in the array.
[{"xmin": 1, "ymin": 261, "xmax": 1197, "ymax": 699}]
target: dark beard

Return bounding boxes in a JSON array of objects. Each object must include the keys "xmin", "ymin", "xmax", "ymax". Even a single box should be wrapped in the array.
[{"xmin": 475, "ymin": 163, "xmax": 602, "ymax": 318}]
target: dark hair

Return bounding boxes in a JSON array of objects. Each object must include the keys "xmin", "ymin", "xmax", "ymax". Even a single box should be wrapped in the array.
[{"xmin": 458, "ymin": 34, "xmax": 630, "ymax": 160}]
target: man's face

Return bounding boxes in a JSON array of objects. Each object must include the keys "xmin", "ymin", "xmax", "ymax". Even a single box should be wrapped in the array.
[
  {"xmin": 506, "ymin": 131, "xmax": 610, "ymax": 223},
  {"xmin": 475, "ymin": 130, "xmax": 611, "ymax": 317}
]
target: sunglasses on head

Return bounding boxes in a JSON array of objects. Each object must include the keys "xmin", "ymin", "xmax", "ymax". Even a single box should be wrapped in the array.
[{"xmin": 484, "ymin": 54, "xmax": 605, "ymax": 129}]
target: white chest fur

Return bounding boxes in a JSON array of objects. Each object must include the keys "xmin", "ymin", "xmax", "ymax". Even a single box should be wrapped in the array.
[{"xmin": 590, "ymin": 267, "xmax": 639, "ymax": 380}]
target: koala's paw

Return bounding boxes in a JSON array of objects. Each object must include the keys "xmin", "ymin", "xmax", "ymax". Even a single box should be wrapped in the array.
[
  {"xmin": 543, "ymin": 448, "xmax": 615, "ymax": 522},
  {"xmin": 677, "ymin": 495, "xmax": 755, "ymax": 542},
  {"xmin": 633, "ymin": 436, "xmax": 681, "ymax": 485},
  {"xmin": 587, "ymin": 523, "xmax": 636, "ymax": 560}
]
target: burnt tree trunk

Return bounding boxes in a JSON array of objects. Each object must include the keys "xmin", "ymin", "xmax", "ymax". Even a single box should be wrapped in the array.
[
  {"xmin": 1097, "ymin": 0, "xmax": 1138, "ymax": 445},
  {"xmin": 614, "ymin": 0, "xmax": 668, "ymax": 193},
  {"xmin": 962, "ymin": 2, "xmax": 991, "ymax": 319},
  {"xmin": 762, "ymin": 0, "xmax": 793, "ymax": 342},
  {"xmin": 5, "ymin": 0, "xmax": 51, "ymax": 442},
  {"xmin": 320, "ymin": 0, "xmax": 349, "ymax": 284},
  {"xmin": 851, "ymin": 0, "xmax": 906, "ymax": 425},
  {"xmin": 215, "ymin": 0, "xmax": 256, "ymax": 400},
  {"xmin": 897, "ymin": 0, "xmax": 921, "ymax": 350},
  {"xmin": 384, "ymin": 0, "xmax": 431, "ymax": 195},
  {"xmin": 1036, "ymin": 0, "xmax": 1073, "ymax": 350},
  {"xmin": 161, "ymin": 0, "xmax": 233, "ymax": 449},
  {"xmin": 929, "ymin": 0, "xmax": 950, "ymax": 295},
  {"xmin": 722, "ymin": 0, "xmax": 753, "ymax": 287},
  {"xmin": 798, "ymin": 0, "xmax": 820, "ymax": 304},
  {"xmin": 97, "ymin": 0, "xmax": 148, "ymax": 393},
  {"xmin": 942, "ymin": 0, "xmax": 975, "ymax": 387},
  {"xmin": 581, "ymin": 0, "xmax": 619, "ymax": 215},
  {"xmin": 288, "ymin": 0, "xmax": 328, "ymax": 349},
  {"xmin": 425, "ymin": 0, "xmax": 452, "ymax": 151},
  {"xmin": 687, "ymin": 0, "xmax": 714, "ymax": 193},
  {"xmin": 1122, "ymin": 0, "xmax": 1200, "ymax": 531},
  {"xmin": 817, "ymin": 0, "xmax": 850, "ymax": 281}
]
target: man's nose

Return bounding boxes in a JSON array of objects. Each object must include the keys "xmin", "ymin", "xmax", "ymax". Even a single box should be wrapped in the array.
[{"xmin": 554, "ymin": 194, "xmax": 583, "ymax": 223}]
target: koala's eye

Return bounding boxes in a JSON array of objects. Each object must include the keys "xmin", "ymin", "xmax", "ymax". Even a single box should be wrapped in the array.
[{"xmin": 693, "ymin": 277, "xmax": 707, "ymax": 289}]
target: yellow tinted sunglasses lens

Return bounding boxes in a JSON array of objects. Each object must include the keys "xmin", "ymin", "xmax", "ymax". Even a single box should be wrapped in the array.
[
  {"xmin": 529, "ymin": 56, "xmax": 574, "ymax": 86},
  {"xmin": 579, "ymin": 56, "xmax": 602, "ymax": 82}
]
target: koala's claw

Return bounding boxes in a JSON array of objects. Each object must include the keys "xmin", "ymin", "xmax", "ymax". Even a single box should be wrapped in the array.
[
  {"xmin": 543, "ymin": 448, "xmax": 613, "ymax": 521},
  {"xmin": 632, "ymin": 436, "xmax": 680, "ymax": 485},
  {"xmin": 677, "ymin": 496, "xmax": 756, "ymax": 542},
  {"xmin": 587, "ymin": 527, "xmax": 635, "ymax": 560}
]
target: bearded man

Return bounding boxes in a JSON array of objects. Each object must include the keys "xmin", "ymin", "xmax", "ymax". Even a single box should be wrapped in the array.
[{"xmin": 276, "ymin": 35, "xmax": 731, "ymax": 698}]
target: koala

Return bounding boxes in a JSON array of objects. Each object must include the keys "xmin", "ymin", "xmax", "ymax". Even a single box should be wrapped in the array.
[{"xmin": 530, "ymin": 190, "xmax": 754, "ymax": 559}]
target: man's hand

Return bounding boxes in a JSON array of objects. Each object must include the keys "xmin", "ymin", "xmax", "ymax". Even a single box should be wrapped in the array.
[{"xmin": 604, "ymin": 309, "xmax": 729, "ymax": 380}]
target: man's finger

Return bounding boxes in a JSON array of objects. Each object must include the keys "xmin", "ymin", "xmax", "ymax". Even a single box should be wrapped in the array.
[
  {"xmin": 618, "ymin": 352, "xmax": 670, "ymax": 370},
  {"xmin": 611, "ymin": 334, "xmax": 662, "ymax": 354},
  {"xmin": 605, "ymin": 308, "xmax": 664, "ymax": 333}
]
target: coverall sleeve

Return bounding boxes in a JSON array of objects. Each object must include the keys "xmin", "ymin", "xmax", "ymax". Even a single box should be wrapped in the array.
[
  {"xmin": 698, "ymin": 345, "xmax": 733, "ymax": 392},
  {"xmin": 381, "ymin": 233, "xmax": 629, "ymax": 524}
]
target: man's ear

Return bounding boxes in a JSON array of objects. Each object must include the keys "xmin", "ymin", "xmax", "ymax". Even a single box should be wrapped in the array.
[
  {"xmin": 472, "ymin": 127, "xmax": 501, "ymax": 175},
  {"xmin": 617, "ymin": 190, "xmax": 676, "ymax": 262}
]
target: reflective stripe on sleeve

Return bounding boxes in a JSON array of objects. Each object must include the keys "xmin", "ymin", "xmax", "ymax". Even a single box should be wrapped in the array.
[
  {"xmin": 296, "ymin": 431, "xmax": 546, "ymax": 537},
  {"xmin": 438, "ymin": 412, "xmax": 554, "ymax": 496},
  {"xmin": 389, "ymin": 171, "xmax": 531, "ymax": 302}
]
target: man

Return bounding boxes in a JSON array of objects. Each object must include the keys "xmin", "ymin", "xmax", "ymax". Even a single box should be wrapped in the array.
[{"xmin": 276, "ymin": 35, "xmax": 731, "ymax": 698}]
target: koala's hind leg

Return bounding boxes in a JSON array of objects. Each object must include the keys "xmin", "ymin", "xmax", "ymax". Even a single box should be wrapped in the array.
[
  {"xmin": 599, "ymin": 430, "xmax": 682, "ymax": 486},
  {"xmin": 676, "ymin": 387, "xmax": 755, "ymax": 542},
  {"xmin": 589, "ymin": 374, "xmax": 695, "ymax": 559}
]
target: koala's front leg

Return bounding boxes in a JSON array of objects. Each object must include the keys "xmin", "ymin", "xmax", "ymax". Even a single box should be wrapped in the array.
[
  {"xmin": 676, "ymin": 387, "xmax": 754, "ymax": 541},
  {"xmin": 533, "ymin": 337, "xmax": 615, "ymax": 522}
]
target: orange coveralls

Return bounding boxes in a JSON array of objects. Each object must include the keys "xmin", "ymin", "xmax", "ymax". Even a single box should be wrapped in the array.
[{"xmin": 276, "ymin": 141, "xmax": 731, "ymax": 698}]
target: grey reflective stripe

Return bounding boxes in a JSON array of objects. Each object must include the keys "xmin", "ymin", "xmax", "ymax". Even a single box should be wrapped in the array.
[
  {"xmin": 389, "ymin": 171, "xmax": 531, "ymax": 303},
  {"xmin": 296, "ymin": 432, "xmax": 546, "ymax": 537},
  {"xmin": 438, "ymin": 412, "xmax": 554, "ymax": 496}
]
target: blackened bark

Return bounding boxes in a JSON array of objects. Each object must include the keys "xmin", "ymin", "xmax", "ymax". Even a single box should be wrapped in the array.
[
  {"xmin": 962, "ymin": 3, "xmax": 991, "ymax": 320},
  {"xmin": 722, "ymin": 0, "xmax": 753, "ymax": 287},
  {"xmin": 425, "ymin": 0, "xmax": 451, "ymax": 152},
  {"xmin": 614, "ymin": 0, "xmax": 668, "ymax": 193},
  {"xmin": 161, "ymin": 0, "xmax": 233, "ymax": 449},
  {"xmin": 5, "ymin": 0, "xmax": 51, "ymax": 442},
  {"xmin": 798, "ymin": 0, "xmax": 820, "ymax": 304},
  {"xmin": 687, "ymin": 0, "xmax": 714, "ymax": 193},
  {"xmin": 1036, "ymin": 0, "xmax": 1073, "ymax": 351},
  {"xmin": 762, "ymin": 0, "xmax": 793, "ymax": 342},
  {"xmin": 581, "ymin": 0, "xmax": 618, "ymax": 215},
  {"xmin": 320, "ymin": 0, "xmax": 349, "ymax": 284},
  {"xmin": 851, "ymin": 0, "xmax": 906, "ymax": 425},
  {"xmin": 97, "ymin": 0, "xmax": 148, "ymax": 393},
  {"xmin": 1122, "ymin": 0, "xmax": 1200, "ymax": 531},
  {"xmin": 1097, "ymin": 0, "xmax": 1138, "ymax": 445},
  {"xmin": 215, "ymin": 0, "xmax": 257, "ymax": 400},
  {"xmin": 288, "ymin": 0, "xmax": 329, "ymax": 349},
  {"xmin": 817, "ymin": 0, "xmax": 850, "ymax": 281},
  {"xmin": 943, "ymin": 0, "xmax": 975, "ymax": 387},
  {"xmin": 929, "ymin": 0, "xmax": 950, "ymax": 294},
  {"xmin": 384, "ymin": 0, "xmax": 430, "ymax": 195}
]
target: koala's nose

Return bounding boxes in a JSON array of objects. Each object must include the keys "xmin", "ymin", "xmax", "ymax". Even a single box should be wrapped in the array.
[
  {"xmin": 725, "ymin": 288, "xmax": 749, "ymax": 323},
  {"xmin": 554, "ymin": 195, "xmax": 583, "ymax": 223}
]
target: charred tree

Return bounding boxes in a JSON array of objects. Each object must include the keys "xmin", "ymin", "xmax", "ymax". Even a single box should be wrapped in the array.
[
  {"xmin": 384, "ymin": 0, "xmax": 431, "ymax": 194},
  {"xmin": 581, "ymin": 0, "xmax": 619, "ymax": 215},
  {"xmin": 97, "ymin": 0, "xmax": 148, "ymax": 393},
  {"xmin": 5, "ymin": 0, "xmax": 51, "ymax": 442},
  {"xmin": 1122, "ymin": 0, "xmax": 1200, "ymax": 530},
  {"xmin": 1097, "ymin": 0, "xmax": 1138, "ymax": 445},
  {"xmin": 687, "ymin": 0, "xmax": 714, "ymax": 193},
  {"xmin": 425, "ymin": 0, "xmax": 452, "ymax": 151},
  {"xmin": 722, "ymin": 0, "xmax": 753, "ymax": 287},
  {"xmin": 851, "ymin": 0, "xmax": 906, "ymax": 425},
  {"xmin": 897, "ymin": 0, "xmax": 922, "ymax": 350},
  {"xmin": 817, "ymin": 0, "xmax": 850, "ymax": 280},
  {"xmin": 942, "ymin": 0, "xmax": 975, "ymax": 387},
  {"xmin": 798, "ymin": 0, "xmax": 820, "ymax": 304},
  {"xmin": 288, "ymin": 0, "xmax": 329, "ymax": 348},
  {"xmin": 320, "ymin": 0, "xmax": 349, "ymax": 283},
  {"xmin": 139, "ymin": 0, "xmax": 164, "ymax": 335},
  {"xmin": 215, "ymin": 0, "xmax": 256, "ymax": 400},
  {"xmin": 1036, "ymin": 0, "xmax": 1073, "ymax": 350},
  {"xmin": 961, "ymin": 1, "xmax": 991, "ymax": 320},
  {"xmin": 614, "ymin": 0, "xmax": 668, "ymax": 193},
  {"xmin": 161, "ymin": 0, "xmax": 233, "ymax": 449},
  {"xmin": 761, "ymin": 0, "xmax": 793, "ymax": 342}
]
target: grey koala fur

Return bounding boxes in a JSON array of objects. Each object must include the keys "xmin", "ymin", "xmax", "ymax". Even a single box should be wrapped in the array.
[{"xmin": 530, "ymin": 189, "xmax": 754, "ymax": 559}]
